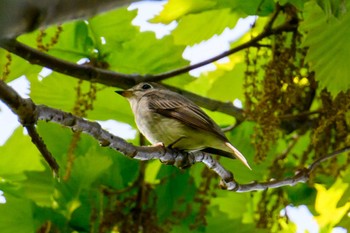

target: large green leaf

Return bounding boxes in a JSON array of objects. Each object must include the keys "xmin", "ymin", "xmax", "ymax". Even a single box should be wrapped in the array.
[
  {"xmin": 218, "ymin": 0, "xmax": 275, "ymax": 16},
  {"xmin": 156, "ymin": 166, "xmax": 195, "ymax": 222},
  {"xmin": 151, "ymin": 0, "xmax": 216, "ymax": 23},
  {"xmin": 29, "ymin": 72, "xmax": 134, "ymax": 124},
  {"xmin": 315, "ymin": 0, "xmax": 347, "ymax": 18},
  {"xmin": 107, "ymin": 32, "xmax": 188, "ymax": 74},
  {"xmin": 206, "ymin": 205, "xmax": 268, "ymax": 233},
  {"xmin": 207, "ymin": 53, "xmax": 246, "ymax": 102},
  {"xmin": 90, "ymin": 85, "xmax": 135, "ymax": 124},
  {"xmin": 28, "ymin": 72, "xmax": 76, "ymax": 110},
  {"xmin": 89, "ymin": 8, "xmax": 139, "ymax": 52},
  {"xmin": 20, "ymin": 170, "xmax": 55, "ymax": 207},
  {"xmin": 0, "ymin": 195, "xmax": 34, "ymax": 233},
  {"xmin": 172, "ymin": 9, "xmax": 240, "ymax": 45},
  {"xmin": 0, "ymin": 128, "xmax": 45, "ymax": 180},
  {"xmin": 69, "ymin": 150, "xmax": 112, "ymax": 190},
  {"xmin": 302, "ymin": 1, "xmax": 350, "ymax": 96}
]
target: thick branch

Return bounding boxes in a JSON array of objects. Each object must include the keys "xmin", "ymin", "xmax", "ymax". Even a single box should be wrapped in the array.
[
  {"xmin": 0, "ymin": 0, "xmax": 160, "ymax": 39},
  {"xmin": 0, "ymin": 39, "xmax": 139, "ymax": 89}
]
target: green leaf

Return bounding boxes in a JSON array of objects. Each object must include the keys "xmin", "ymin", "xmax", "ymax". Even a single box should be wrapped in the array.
[
  {"xmin": 29, "ymin": 72, "xmax": 134, "ymax": 124},
  {"xmin": 20, "ymin": 170, "xmax": 55, "ymax": 207},
  {"xmin": 89, "ymin": 7, "xmax": 139, "ymax": 52},
  {"xmin": 156, "ymin": 166, "xmax": 195, "ymax": 222},
  {"xmin": 0, "ymin": 128, "xmax": 45, "ymax": 180},
  {"xmin": 0, "ymin": 195, "xmax": 34, "ymax": 233},
  {"xmin": 90, "ymin": 85, "xmax": 135, "ymax": 124},
  {"xmin": 172, "ymin": 9, "xmax": 240, "ymax": 45},
  {"xmin": 36, "ymin": 122, "xmax": 73, "ymax": 171},
  {"xmin": 227, "ymin": 0, "xmax": 275, "ymax": 16},
  {"xmin": 151, "ymin": 0, "xmax": 216, "ymax": 23},
  {"xmin": 302, "ymin": 1, "xmax": 350, "ymax": 96},
  {"xmin": 210, "ymin": 192, "xmax": 251, "ymax": 219},
  {"xmin": 277, "ymin": 0, "xmax": 305, "ymax": 10},
  {"xmin": 206, "ymin": 205, "xmax": 268, "ymax": 233},
  {"xmin": 28, "ymin": 72, "xmax": 76, "ymax": 111},
  {"xmin": 207, "ymin": 53, "xmax": 246, "ymax": 102},
  {"xmin": 107, "ymin": 33, "xmax": 188, "ymax": 74},
  {"xmin": 316, "ymin": 0, "xmax": 347, "ymax": 18}
]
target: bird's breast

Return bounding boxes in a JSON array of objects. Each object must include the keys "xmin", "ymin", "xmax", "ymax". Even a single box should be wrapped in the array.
[{"xmin": 135, "ymin": 106, "xmax": 185, "ymax": 145}]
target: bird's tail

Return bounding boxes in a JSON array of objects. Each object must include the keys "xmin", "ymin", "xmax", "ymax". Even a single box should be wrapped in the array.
[{"xmin": 225, "ymin": 142, "xmax": 252, "ymax": 170}]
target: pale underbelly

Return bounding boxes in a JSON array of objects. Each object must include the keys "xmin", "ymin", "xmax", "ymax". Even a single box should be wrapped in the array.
[{"xmin": 135, "ymin": 112, "xmax": 217, "ymax": 151}]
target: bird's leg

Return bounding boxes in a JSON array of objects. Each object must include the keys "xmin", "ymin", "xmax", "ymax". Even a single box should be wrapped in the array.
[
  {"xmin": 152, "ymin": 142, "xmax": 165, "ymax": 147},
  {"xmin": 156, "ymin": 137, "xmax": 193, "ymax": 168}
]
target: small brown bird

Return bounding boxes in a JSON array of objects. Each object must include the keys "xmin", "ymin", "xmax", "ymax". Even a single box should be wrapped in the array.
[{"xmin": 116, "ymin": 82, "xmax": 251, "ymax": 169}]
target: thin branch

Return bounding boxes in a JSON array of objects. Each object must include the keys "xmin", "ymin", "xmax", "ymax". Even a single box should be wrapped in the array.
[
  {"xmin": 0, "ymin": 79, "xmax": 60, "ymax": 174},
  {"xmin": 308, "ymin": 147, "xmax": 350, "ymax": 173},
  {"xmin": 143, "ymin": 13, "xmax": 296, "ymax": 83},
  {"xmin": 25, "ymin": 124, "xmax": 59, "ymax": 176},
  {"xmin": 225, "ymin": 146, "xmax": 350, "ymax": 192},
  {"xmin": 278, "ymin": 110, "xmax": 321, "ymax": 120}
]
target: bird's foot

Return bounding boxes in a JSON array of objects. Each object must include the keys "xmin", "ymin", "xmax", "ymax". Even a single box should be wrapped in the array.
[{"xmin": 152, "ymin": 142, "xmax": 165, "ymax": 147}]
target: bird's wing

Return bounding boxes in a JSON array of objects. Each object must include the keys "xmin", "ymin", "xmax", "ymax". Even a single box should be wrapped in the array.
[{"xmin": 146, "ymin": 90, "xmax": 227, "ymax": 141}]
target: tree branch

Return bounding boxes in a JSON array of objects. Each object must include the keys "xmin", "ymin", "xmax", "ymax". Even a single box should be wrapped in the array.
[
  {"xmin": 0, "ymin": 4, "xmax": 297, "ymax": 122},
  {"xmin": 1, "ymin": 79, "xmax": 349, "ymax": 192},
  {"xmin": 25, "ymin": 124, "xmax": 59, "ymax": 176},
  {"xmin": 225, "ymin": 147, "xmax": 350, "ymax": 192},
  {"xmin": 144, "ymin": 23, "xmax": 297, "ymax": 83},
  {"xmin": 0, "ymin": 39, "xmax": 139, "ymax": 89},
  {"xmin": 0, "ymin": 79, "xmax": 59, "ymax": 174},
  {"xmin": 0, "ymin": 0, "xmax": 161, "ymax": 39},
  {"xmin": 0, "ymin": 39, "xmax": 245, "ymax": 120}
]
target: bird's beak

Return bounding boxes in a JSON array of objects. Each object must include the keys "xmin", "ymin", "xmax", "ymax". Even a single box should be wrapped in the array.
[{"xmin": 115, "ymin": 90, "xmax": 133, "ymax": 98}]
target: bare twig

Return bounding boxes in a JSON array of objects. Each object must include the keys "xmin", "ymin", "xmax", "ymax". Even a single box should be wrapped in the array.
[
  {"xmin": 0, "ymin": 39, "xmax": 245, "ymax": 120},
  {"xmin": 0, "ymin": 79, "xmax": 59, "ymax": 174},
  {"xmin": 25, "ymin": 124, "xmax": 59, "ymax": 176},
  {"xmin": 225, "ymin": 147, "xmax": 350, "ymax": 192},
  {"xmin": 308, "ymin": 147, "xmax": 350, "ymax": 173},
  {"xmin": 278, "ymin": 110, "xmax": 321, "ymax": 120},
  {"xmin": 143, "ymin": 21, "xmax": 297, "ymax": 83}
]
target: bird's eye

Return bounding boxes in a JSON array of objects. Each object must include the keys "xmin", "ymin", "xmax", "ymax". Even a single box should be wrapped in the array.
[{"xmin": 141, "ymin": 83, "xmax": 152, "ymax": 90}]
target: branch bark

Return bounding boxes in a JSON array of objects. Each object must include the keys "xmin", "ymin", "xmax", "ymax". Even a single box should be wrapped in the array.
[
  {"xmin": 0, "ymin": 0, "xmax": 160, "ymax": 39},
  {"xmin": 1, "ymin": 79, "xmax": 349, "ymax": 192}
]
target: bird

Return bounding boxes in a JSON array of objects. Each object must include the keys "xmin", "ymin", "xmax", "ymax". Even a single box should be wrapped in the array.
[{"xmin": 115, "ymin": 82, "xmax": 251, "ymax": 169}]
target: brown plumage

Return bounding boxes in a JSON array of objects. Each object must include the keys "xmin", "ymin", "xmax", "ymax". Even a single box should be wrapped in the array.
[{"xmin": 116, "ymin": 82, "xmax": 251, "ymax": 169}]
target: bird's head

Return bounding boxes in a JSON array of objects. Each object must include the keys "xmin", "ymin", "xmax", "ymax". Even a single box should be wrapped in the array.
[{"xmin": 115, "ymin": 82, "xmax": 161, "ymax": 99}]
